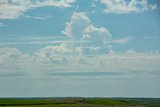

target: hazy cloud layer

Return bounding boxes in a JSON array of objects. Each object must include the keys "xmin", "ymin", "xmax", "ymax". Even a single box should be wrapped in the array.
[{"xmin": 0, "ymin": 46, "xmax": 160, "ymax": 78}]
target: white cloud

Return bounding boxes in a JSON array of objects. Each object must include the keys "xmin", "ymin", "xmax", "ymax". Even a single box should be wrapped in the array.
[
  {"xmin": 109, "ymin": 50, "xmax": 117, "ymax": 54},
  {"xmin": 62, "ymin": 12, "xmax": 91, "ymax": 38},
  {"xmin": 101, "ymin": 0, "xmax": 157, "ymax": 14},
  {"xmin": 32, "ymin": 0, "xmax": 75, "ymax": 8},
  {"xmin": 82, "ymin": 25, "xmax": 111, "ymax": 54},
  {"xmin": 0, "ymin": 47, "xmax": 21, "ymax": 63},
  {"xmin": 126, "ymin": 49, "xmax": 136, "ymax": 54},
  {"xmin": 34, "ymin": 43, "xmax": 73, "ymax": 57},
  {"xmin": 0, "ymin": 47, "xmax": 160, "ymax": 78},
  {"xmin": 22, "ymin": 15, "xmax": 54, "ymax": 20},
  {"xmin": 1, "ymin": 11, "xmax": 159, "ymax": 78},
  {"xmin": 62, "ymin": 12, "xmax": 111, "ymax": 55},
  {"xmin": 0, "ymin": 0, "xmax": 75, "ymax": 19},
  {"xmin": 112, "ymin": 36, "xmax": 133, "ymax": 44},
  {"xmin": 83, "ymin": 25, "xmax": 111, "ymax": 44}
]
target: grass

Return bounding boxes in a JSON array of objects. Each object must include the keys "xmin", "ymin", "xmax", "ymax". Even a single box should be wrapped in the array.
[{"xmin": 0, "ymin": 98, "xmax": 159, "ymax": 107}]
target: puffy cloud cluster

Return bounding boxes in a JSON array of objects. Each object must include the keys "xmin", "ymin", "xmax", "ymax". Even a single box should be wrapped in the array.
[
  {"xmin": 82, "ymin": 25, "xmax": 111, "ymax": 54},
  {"xmin": 0, "ymin": 47, "xmax": 160, "ymax": 78},
  {"xmin": 1, "ymin": 11, "xmax": 160, "ymax": 78},
  {"xmin": 62, "ymin": 12, "xmax": 111, "ymax": 55},
  {"xmin": 34, "ymin": 43, "xmax": 72, "ymax": 57},
  {"xmin": 0, "ymin": 47, "xmax": 21, "ymax": 63},
  {"xmin": 0, "ymin": 0, "xmax": 75, "ymax": 19},
  {"xmin": 62, "ymin": 12, "xmax": 91, "ymax": 38},
  {"xmin": 101, "ymin": 0, "xmax": 157, "ymax": 14}
]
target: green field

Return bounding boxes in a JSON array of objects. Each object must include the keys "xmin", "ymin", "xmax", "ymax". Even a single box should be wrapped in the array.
[{"xmin": 0, "ymin": 98, "xmax": 160, "ymax": 107}]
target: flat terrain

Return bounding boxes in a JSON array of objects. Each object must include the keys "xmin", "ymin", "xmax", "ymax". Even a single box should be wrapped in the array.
[{"xmin": 0, "ymin": 98, "xmax": 160, "ymax": 107}]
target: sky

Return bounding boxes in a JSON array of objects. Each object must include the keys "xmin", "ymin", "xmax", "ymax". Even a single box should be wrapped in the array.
[{"xmin": 0, "ymin": 0, "xmax": 160, "ymax": 98}]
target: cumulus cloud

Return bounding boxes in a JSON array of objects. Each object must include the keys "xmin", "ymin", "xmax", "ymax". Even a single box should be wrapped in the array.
[
  {"xmin": 62, "ymin": 12, "xmax": 111, "ymax": 55},
  {"xmin": 0, "ymin": 47, "xmax": 160, "ymax": 78},
  {"xmin": 82, "ymin": 25, "xmax": 111, "ymax": 54},
  {"xmin": 62, "ymin": 12, "xmax": 91, "ymax": 38},
  {"xmin": 0, "ymin": 0, "xmax": 75, "ymax": 19},
  {"xmin": 1, "ymin": 11, "xmax": 160, "ymax": 78},
  {"xmin": 34, "ymin": 43, "xmax": 73, "ymax": 57},
  {"xmin": 101, "ymin": 0, "xmax": 157, "ymax": 14},
  {"xmin": 126, "ymin": 49, "xmax": 136, "ymax": 54},
  {"xmin": 0, "ymin": 47, "xmax": 21, "ymax": 63}
]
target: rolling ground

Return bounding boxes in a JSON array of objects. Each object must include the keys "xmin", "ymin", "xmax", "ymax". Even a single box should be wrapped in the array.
[{"xmin": 0, "ymin": 98, "xmax": 160, "ymax": 107}]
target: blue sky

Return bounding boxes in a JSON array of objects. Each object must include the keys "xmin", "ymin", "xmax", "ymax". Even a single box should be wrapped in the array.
[
  {"xmin": 0, "ymin": 0, "xmax": 160, "ymax": 53},
  {"xmin": 0, "ymin": 0, "xmax": 160, "ymax": 97}
]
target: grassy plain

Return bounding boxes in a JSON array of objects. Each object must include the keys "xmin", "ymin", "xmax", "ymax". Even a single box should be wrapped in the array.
[{"xmin": 0, "ymin": 98, "xmax": 159, "ymax": 107}]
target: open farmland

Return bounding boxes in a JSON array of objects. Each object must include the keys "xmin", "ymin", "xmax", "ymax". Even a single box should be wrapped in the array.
[{"xmin": 0, "ymin": 98, "xmax": 160, "ymax": 107}]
